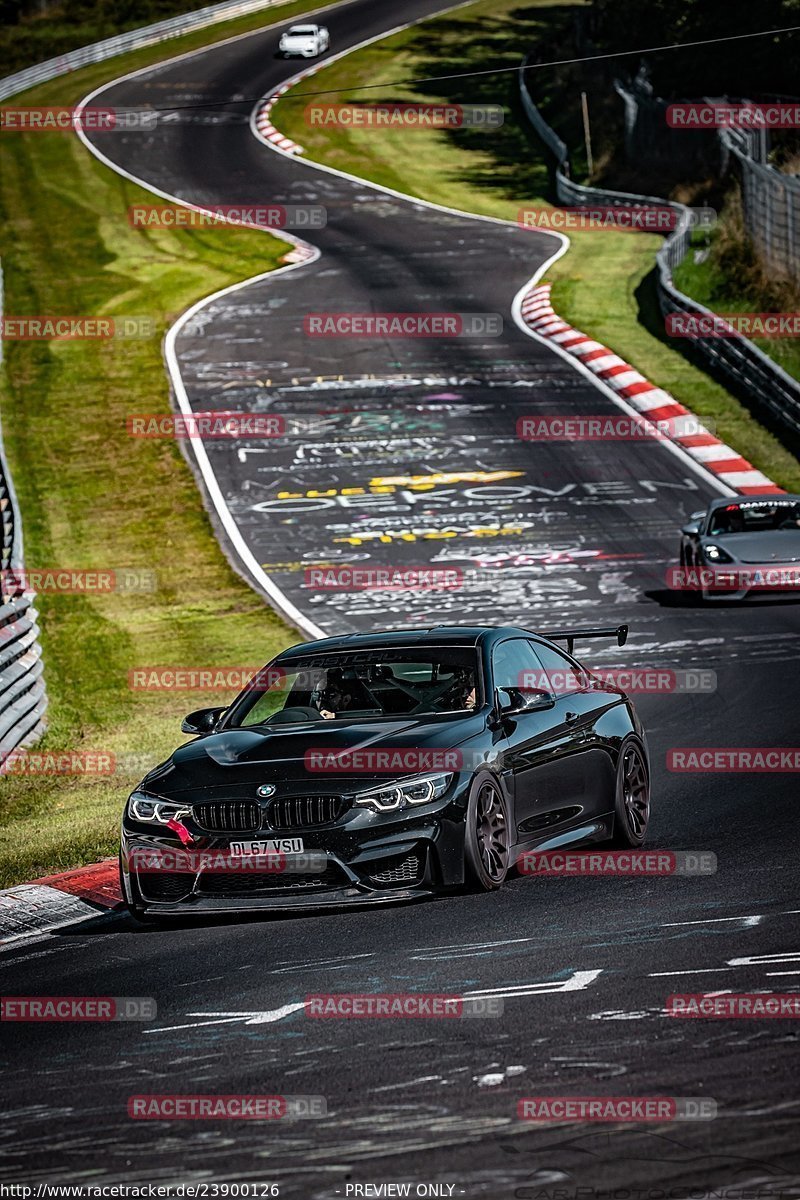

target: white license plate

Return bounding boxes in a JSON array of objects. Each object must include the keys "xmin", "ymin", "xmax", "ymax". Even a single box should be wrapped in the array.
[{"xmin": 228, "ymin": 838, "xmax": 304, "ymax": 855}]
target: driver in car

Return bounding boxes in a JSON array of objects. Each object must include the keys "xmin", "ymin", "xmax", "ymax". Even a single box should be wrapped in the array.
[
  {"xmin": 434, "ymin": 668, "xmax": 476, "ymax": 712},
  {"xmin": 314, "ymin": 669, "xmax": 354, "ymax": 720}
]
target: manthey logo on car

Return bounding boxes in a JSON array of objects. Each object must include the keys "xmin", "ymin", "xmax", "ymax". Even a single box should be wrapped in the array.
[{"xmin": 256, "ymin": 784, "xmax": 276, "ymax": 799}]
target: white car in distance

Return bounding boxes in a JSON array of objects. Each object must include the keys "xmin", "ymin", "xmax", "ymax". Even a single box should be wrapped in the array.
[{"xmin": 278, "ymin": 24, "xmax": 330, "ymax": 57}]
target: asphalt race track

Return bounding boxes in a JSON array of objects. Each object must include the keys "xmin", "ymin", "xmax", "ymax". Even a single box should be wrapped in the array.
[{"xmin": 2, "ymin": 0, "xmax": 800, "ymax": 1194}]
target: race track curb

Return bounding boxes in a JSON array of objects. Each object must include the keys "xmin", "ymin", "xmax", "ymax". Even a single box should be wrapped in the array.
[
  {"xmin": 0, "ymin": 859, "xmax": 120, "ymax": 945},
  {"xmin": 253, "ymin": 63, "xmax": 322, "ymax": 154},
  {"xmin": 519, "ymin": 284, "xmax": 784, "ymax": 496}
]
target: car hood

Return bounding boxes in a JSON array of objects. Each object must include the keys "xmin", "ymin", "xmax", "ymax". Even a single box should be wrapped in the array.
[
  {"xmin": 703, "ymin": 530, "xmax": 800, "ymax": 563},
  {"xmin": 142, "ymin": 716, "xmax": 482, "ymax": 797}
]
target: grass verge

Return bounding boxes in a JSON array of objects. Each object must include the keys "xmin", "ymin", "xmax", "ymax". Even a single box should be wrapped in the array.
[
  {"xmin": 0, "ymin": 1, "xmax": 338, "ymax": 886},
  {"xmin": 673, "ymin": 189, "xmax": 800, "ymax": 385},
  {"xmin": 274, "ymin": 0, "xmax": 800, "ymax": 491}
]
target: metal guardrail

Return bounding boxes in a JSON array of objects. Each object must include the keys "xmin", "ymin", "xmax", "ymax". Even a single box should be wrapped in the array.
[
  {"xmin": 615, "ymin": 76, "xmax": 800, "ymax": 285},
  {"xmin": 720, "ymin": 127, "xmax": 800, "ymax": 287},
  {"xmin": 519, "ymin": 57, "xmax": 800, "ymax": 445},
  {"xmin": 0, "ymin": 0, "xmax": 292, "ymax": 102},
  {"xmin": 0, "ymin": 264, "xmax": 48, "ymax": 765}
]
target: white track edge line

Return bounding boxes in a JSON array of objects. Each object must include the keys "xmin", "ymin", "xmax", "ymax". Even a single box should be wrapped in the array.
[{"xmin": 511, "ymin": 283, "xmax": 738, "ymax": 498}]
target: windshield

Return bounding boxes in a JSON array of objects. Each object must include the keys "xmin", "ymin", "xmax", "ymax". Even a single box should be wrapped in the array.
[
  {"xmin": 226, "ymin": 647, "xmax": 480, "ymax": 727},
  {"xmin": 287, "ymin": 25, "xmax": 316, "ymax": 34},
  {"xmin": 708, "ymin": 500, "xmax": 800, "ymax": 536}
]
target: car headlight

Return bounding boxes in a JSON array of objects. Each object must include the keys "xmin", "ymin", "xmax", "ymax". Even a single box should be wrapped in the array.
[
  {"xmin": 127, "ymin": 791, "xmax": 191, "ymax": 825},
  {"xmin": 354, "ymin": 773, "xmax": 453, "ymax": 814},
  {"xmin": 704, "ymin": 544, "xmax": 733, "ymax": 563}
]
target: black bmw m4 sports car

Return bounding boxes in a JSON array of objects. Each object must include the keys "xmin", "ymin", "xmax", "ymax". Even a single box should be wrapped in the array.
[{"xmin": 120, "ymin": 624, "xmax": 650, "ymax": 919}]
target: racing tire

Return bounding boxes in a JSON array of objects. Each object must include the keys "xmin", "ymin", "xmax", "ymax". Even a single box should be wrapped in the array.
[
  {"xmin": 464, "ymin": 778, "xmax": 510, "ymax": 891},
  {"xmin": 608, "ymin": 737, "xmax": 650, "ymax": 848}
]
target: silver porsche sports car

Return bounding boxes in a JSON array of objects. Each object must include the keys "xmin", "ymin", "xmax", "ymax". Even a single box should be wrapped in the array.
[{"xmin": 679, "ymin": 494, "xmax": 800, "ymax": 601}]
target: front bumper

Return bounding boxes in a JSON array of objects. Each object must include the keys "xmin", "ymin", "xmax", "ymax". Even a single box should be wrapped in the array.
[
  {"xmin": 121, "ymin": 786, "xmax": 471, "ymax": 914},
  {"xmin": 701, "ymin": 563, "xmax": 800, "ymax": 601}
]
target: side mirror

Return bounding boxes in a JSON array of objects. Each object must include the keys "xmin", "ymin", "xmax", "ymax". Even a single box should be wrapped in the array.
[
  {"xmin": 682, "ymin": 510, "xmax": 706, "ymax": 537},
  {"xmin": 181, "ymin": 706, "xmax": 226, "ymax": 735},
  {"xmin": 496, "ymin": 686, "xmax": 554, "ymax": 718}
]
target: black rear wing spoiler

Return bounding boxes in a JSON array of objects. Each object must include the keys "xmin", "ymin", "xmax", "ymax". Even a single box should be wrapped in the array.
[{"xmin": 538, "ymin": 624, "xmax": 629, "ymax": 656}]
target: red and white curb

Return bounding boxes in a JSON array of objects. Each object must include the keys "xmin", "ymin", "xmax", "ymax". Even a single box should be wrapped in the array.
[
  {"xmin": 253, "ymin": 82, "xmax": 304, "ymax": 154},
  {"xmin": 253, "ymin": 67, "xmax": 324, "ymax": 264},
  {"xmin": 280, "ymin": 243, "xmax": 316, "ymax": 264},
  {"xmin": 0, "ymin": 859, "xmax": 120, "ymax": 945},
  {"xmin": 520, "ymin": 284, "xmax": 784, "ymax": 495},
  {"xmin": 253, "ymin": 60, "xmax": 324, "ymax": 156}
]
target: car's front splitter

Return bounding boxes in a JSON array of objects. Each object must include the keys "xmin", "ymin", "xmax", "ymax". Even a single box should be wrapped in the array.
[{"xmin": 132, "ymin": 884, "xmax": 435, "ymax": 915}]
